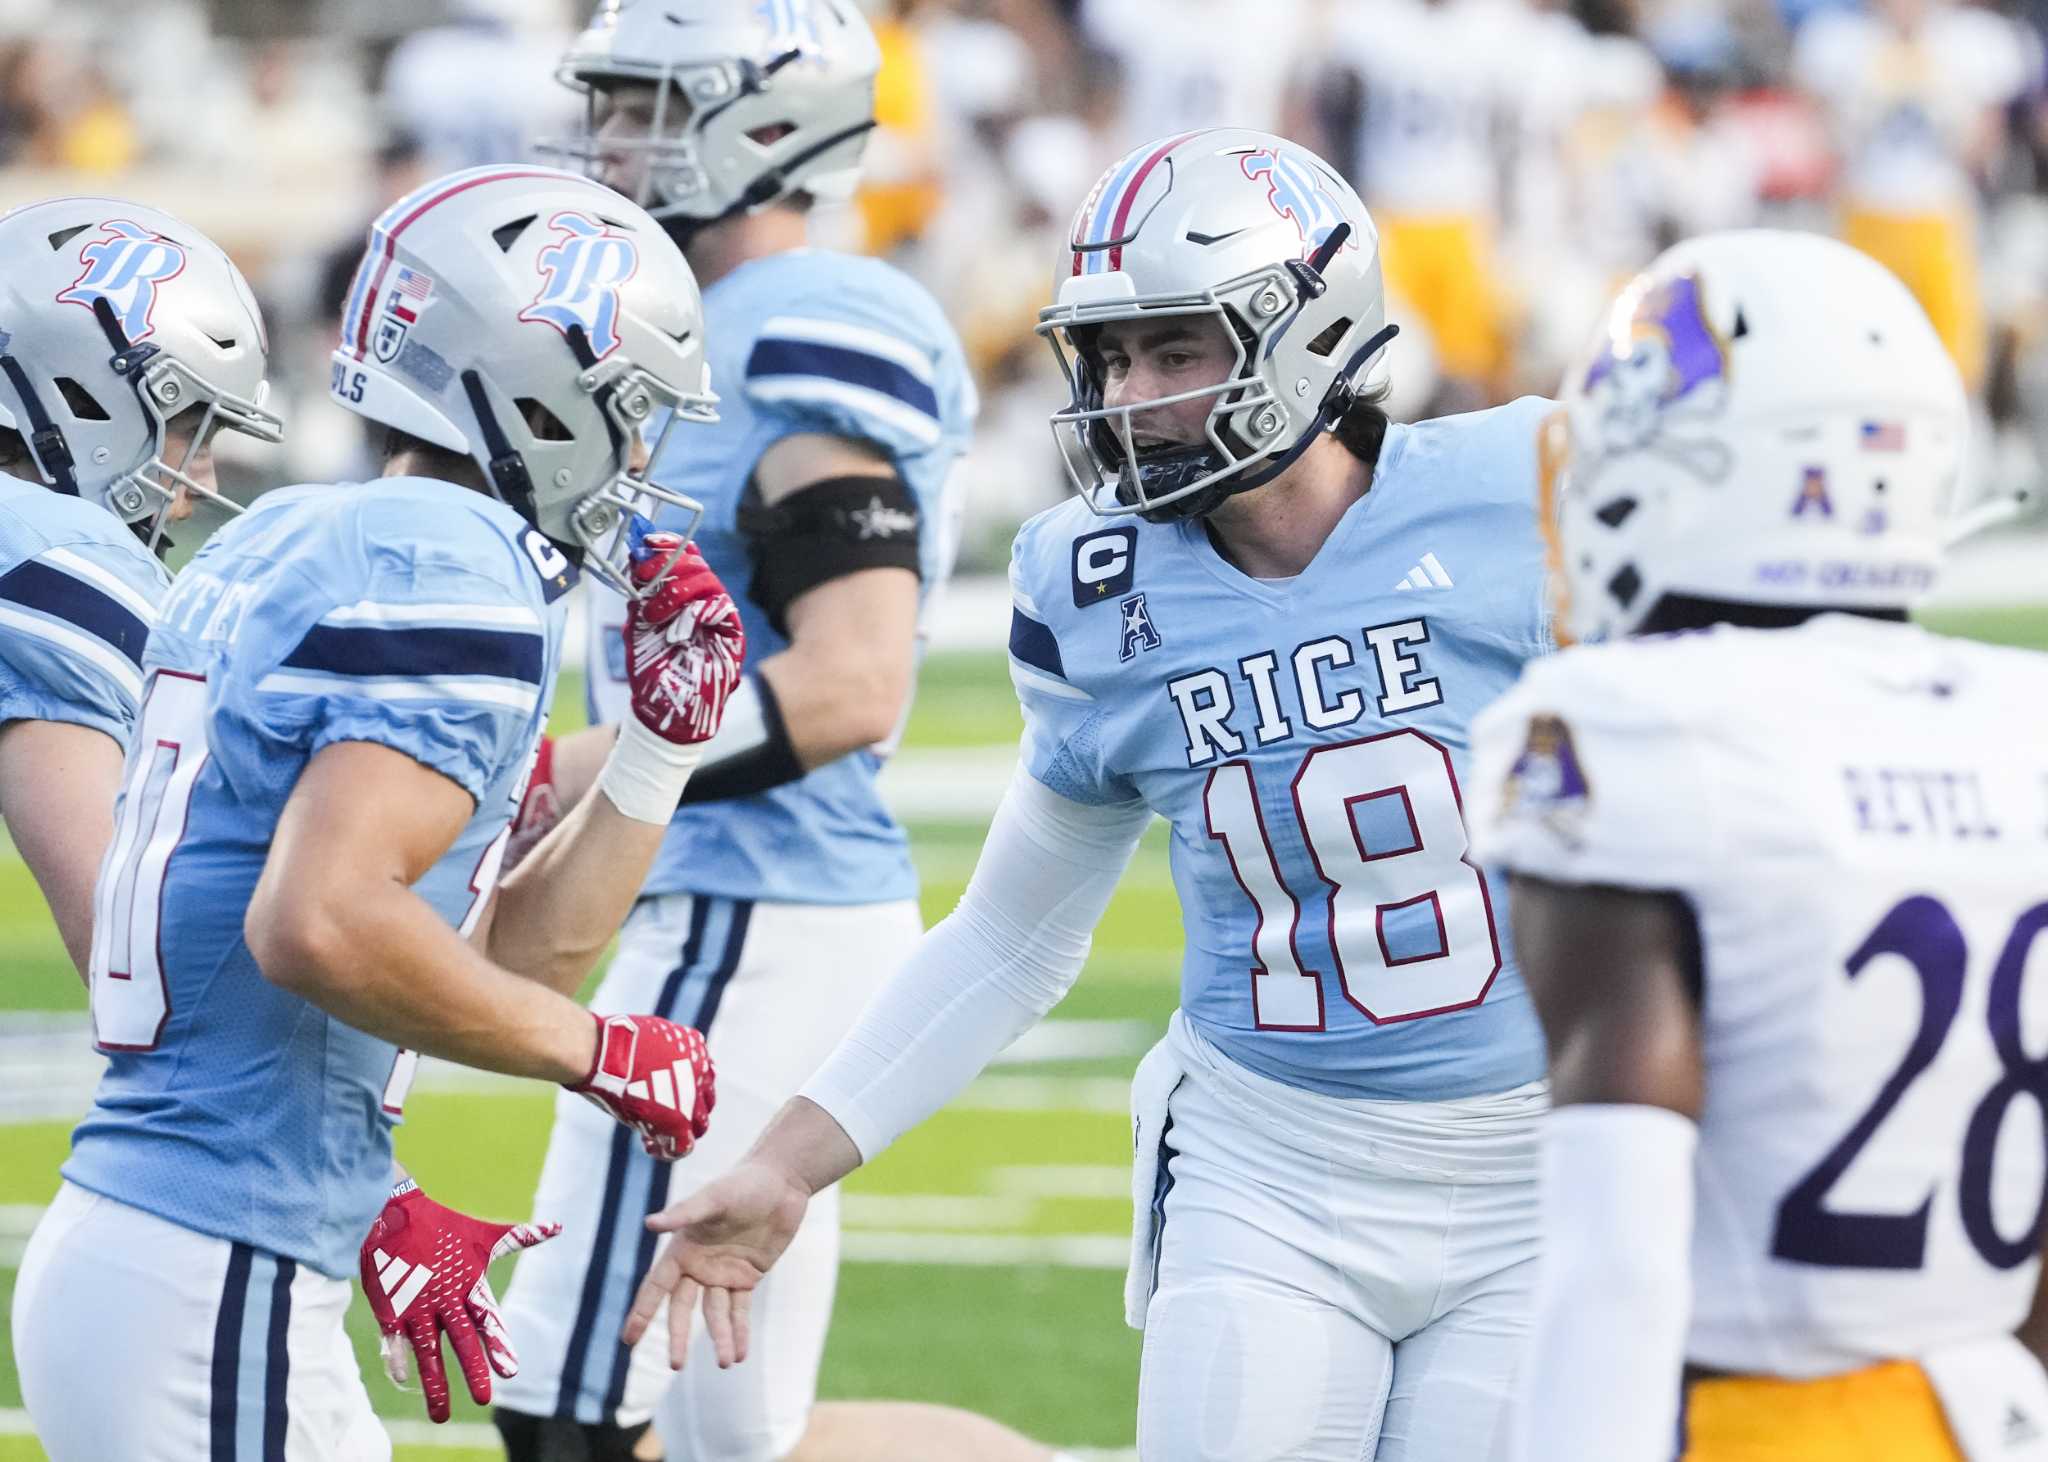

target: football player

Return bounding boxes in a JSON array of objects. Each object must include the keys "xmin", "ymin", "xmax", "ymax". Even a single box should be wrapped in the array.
[
  {"xmin": 0, "ymin": 197, "xmax": 281, "ymax": 979},
  {"xmin": 625, "ymin": 128, "xmax": 1561, "ymax": 1462},
  {"xmin": 487, "ymin": 6, "xmax": 1028, "ymax": 1462},
  {"xmin": 1466, "ymin": 230, "xmax": 2048, "ymax": 1459},
  {"xmin": 11, "ymin": 166, "xmax": 744, "ymax": 1461},
  {"xmin": 1794, "ymin": 0, "xmax": 2034, "ymax": 393}
]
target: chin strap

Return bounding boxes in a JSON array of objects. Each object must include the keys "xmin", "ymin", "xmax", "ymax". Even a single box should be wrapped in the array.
[
  {"xmin": 0, "ymin": 354, "xmax": 78, "ymax": 496},
  {"xmin": 1134, "ymin": 321, "xmax": 1402, "ymax": 523}
]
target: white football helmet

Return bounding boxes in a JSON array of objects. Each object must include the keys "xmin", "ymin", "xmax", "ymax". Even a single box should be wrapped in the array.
[
  {"xmin": 0, "ymin": 198, "xmax": 283, "ymax": 550},
  {"xmin": 1546, "ymin": 229, "xmax": 1968, "ymax": 642},
  {"xmin": 329, "ymin": 165, "xmax": 717, "ymax": 596},
  {"xmin": 550, "ymin": 0, "xmax": 879, "ymax": 231},
  {"xmin": 1037, "ymin": 128, "xmax": 1395, "ymax": 521}
]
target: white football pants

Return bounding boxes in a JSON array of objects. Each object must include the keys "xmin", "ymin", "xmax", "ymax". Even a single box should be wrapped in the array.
[
  {"xmin": 1136, "ymin": 1015, "xmax": 1544, "ymax": 1462},
  {"xmin": 496, "ymin": 893, "xmax": 922, "ymax": 1461},
  {"xmin": 13, "ymin": 1181, "xmax": 389, "ymax": 1462}
]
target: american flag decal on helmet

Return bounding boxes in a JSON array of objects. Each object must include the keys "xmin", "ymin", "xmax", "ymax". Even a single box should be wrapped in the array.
[{"xmin": 1070, "ymin": 131, "xmax": 1202, "ymax": 277}]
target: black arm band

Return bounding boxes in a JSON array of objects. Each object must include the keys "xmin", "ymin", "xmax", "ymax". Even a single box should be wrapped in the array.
[
  {"xmin": 735, "ymin": 472, "xmax": 922, "ymax": 635},
  {"xmin": 676, "ymin": 672, "xmax": 806, "ymax": 804}
]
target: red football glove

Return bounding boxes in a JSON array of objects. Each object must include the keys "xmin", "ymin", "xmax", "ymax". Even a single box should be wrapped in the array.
[
  {"xmin": 567, "ymin": 1010, "xmax": 716, "ymax": 1161},
  {"xmin": 502, "ymin": 734, "xmax": 560, "ymax": 873},
  {"xmin": 625, "ymin": 531, "xmax": 744, "ymax": 745},
  {"xmin": 359, "ymin": 1179, "xmax": 561, "ymax": 1423}
]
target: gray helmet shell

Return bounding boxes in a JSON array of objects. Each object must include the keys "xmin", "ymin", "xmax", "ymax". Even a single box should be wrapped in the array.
[
  {"xmin": 1038, "ymin": 129, "xmax": 1391, "ymax": 520},
  {"xmin": 0, "ymin": 197, "xmax": 282, "ymax": 548},
  {"xmin": 329, "ymin": 165, "xmax": 717, "ymax": 594},
  {"xmin": 550, "ymin": 0, "xmax": 880, "ymax": 227}
]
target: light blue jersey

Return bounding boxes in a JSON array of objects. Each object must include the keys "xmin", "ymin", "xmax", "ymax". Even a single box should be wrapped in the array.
[
  {"xmin": 0, "ymin": 470, "xmax": 169, "ymax": 743},
  {"xmin": 1008, "ymin": 400, "xmax": 1555, "ymax": 1101},
  {"xmin": 587, "ymin": 249, "xmax": 976, "ymax": 905},
  {"xmin": 65, "ymin": 478, "xmax": 572, "ymax": 1277}
]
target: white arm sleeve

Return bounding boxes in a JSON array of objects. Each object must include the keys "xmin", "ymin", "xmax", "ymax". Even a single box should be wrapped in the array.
[
  {"xmin": 800, "ymin": 766, "xmax": 1153, "ymax": 1162},
  {"xmin": 1512, "ymin": 1104, "xmax": 1699, "ymax": 1462}
]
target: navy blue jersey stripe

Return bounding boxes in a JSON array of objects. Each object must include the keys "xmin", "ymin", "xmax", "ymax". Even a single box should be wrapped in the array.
[
  {"xmin": 746, "ymin": 338, "xmax": 940, "ymax": 420},
  {"xmin": 0, "ymin": 557, "xmax": 149, "ymax": 667},
  {"xmin": 282, "ymin": 623, "xmax": 543, "ymax": 684},
  {"xmin": 603, "ymin": 900, "xmax": 753, "ymax": 1418},
  {"xmin": 211, "ymin": 1242, "xmax": 254, "ymax": 1461},
  {"xmin": 1008, "ymin": 607, "xmax": 1065, "ymax": 679},
  {"xmin": 263, "ymin": 1258, "xmax": 294, "ymax": 1462}
]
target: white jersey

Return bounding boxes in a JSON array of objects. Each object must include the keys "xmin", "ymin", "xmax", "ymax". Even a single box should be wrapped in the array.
[
  {"xmin": 1469, "ymin": 615, "xmax": 2048, "ymax": 1377},
  {"xmin": 1794, "ymin": 5, "xmax": 2035, "ymax": 214},
  {"xmin": 1335, "ymin": 0, "xmax": 1524, "ymax": 216},
  {"xmin": 1081, "ymin": 0, "xmax": 1313, "ymax": 152}
]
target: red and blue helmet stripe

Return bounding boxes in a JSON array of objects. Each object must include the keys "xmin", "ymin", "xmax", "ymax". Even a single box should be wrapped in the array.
[{"xmin": 1070, "ymin": 131, "xmax": 1202, "ymax": 277}]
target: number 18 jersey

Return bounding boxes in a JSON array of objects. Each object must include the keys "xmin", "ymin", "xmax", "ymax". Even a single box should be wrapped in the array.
[
  {"xmin": 1007, "ymin": 398, "xmax": 1555, "ymax": 1101},
  {"xmin": 1470, "ymin": 616, "xmax": 2048, "ymax": 1375},
  {"xmin": 64, "ymin": 478, "xmax": 570, "ymax": 1279}
]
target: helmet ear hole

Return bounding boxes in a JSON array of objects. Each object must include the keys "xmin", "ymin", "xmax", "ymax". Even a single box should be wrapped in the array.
[
  {"xmin": 1594, "ymin": 496, "xmax": 1638, "ymax": 528},
  {"xmin": 53, "ymin": 377, "xmax": 110, "ymax": 422},
  {"xmin": 516, "ymin": 398, "xmax": 575, "ymax": 442},
  {"xmin": 1306, "ymin": 317, "xmax": 1353, "ymax": 359}
]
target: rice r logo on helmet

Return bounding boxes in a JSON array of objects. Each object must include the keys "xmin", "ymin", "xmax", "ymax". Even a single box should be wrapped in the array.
[
  {"xmin": 755, "ymin": 0, "xmax": 826, "ymax": 56},
  {"xmin": 1239, "ymin": 150, "xmax": 1353, "ymax": 260},
  {"xmin": 55, "ymin": 219, "xmax": 189, "ymax": 344},
  {"xmin": 518, "ymin": 211, "xmax": 641, "ymax": 361}
]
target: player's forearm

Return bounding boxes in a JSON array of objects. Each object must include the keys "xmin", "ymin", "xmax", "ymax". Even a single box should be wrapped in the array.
[
  {"xmin": 801, "ymin": 769, "xmax": 1150, "ymax": 1160},
  {"xmin": 747, "ymin": 1096, "xmax": 867, "ymax": 1195},
  {"xmin": 487, "ymin": 777, "xmax": 669, "ymax": 993},
  {"xmin": 0, "ymin": 720, "xmax": 124, "ymax": 979},
  {"xmin": 246, "ymin": 876, "xmax": 596, "ymax": 1084},
  {"xmin": 758, "ymin": 632, "xmax": 914, "ymax": 770},
  {"xmin": 544, "ymin": 723, "xmax": 616, "ymax": 817},
  {"xmin": 1511, "ymin": 1104, "xmax": 1697, "ymax": 1461}
]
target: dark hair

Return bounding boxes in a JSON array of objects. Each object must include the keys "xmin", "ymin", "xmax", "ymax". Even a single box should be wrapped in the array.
[
  {"xmin": 379, "ymin": 424, "xmax": 481, "ymax": 486},
  {"xmin": 1331, "ymin": 379, "xmax": 1392, "ymax": 468},
  {"xmin": 0, "ymin": 426, "xmax": 26, "ymax": 472}
]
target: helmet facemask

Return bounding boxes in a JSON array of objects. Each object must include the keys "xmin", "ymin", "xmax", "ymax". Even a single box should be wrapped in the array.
[
  {"xmin": 2, "ymin": 296, "xmax": 282, "ymax": 556},
  {"xmin": 459, "ymin": 337, "xmax": 716, "ymax": 600},
  {"xmin": 1040, "ymin": 275, "xmax": 1298, "ymax": 522},
  {"xmin": 545, "ymin": 52, "xmax": 864, "ymax": 234}
]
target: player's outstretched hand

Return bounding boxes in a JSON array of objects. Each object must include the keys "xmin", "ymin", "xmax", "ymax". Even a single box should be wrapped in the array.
[
  {"xmin": 624, "ymin": 525, "xmax": 744, "ymax": 746},
  {"xmin": 623, "ymin": 1158, "xmax": 811, "ymax": 1372},
  {"xmin": 567, "ymin": 1011, "xmax": 716, "ymax": 1161},
  {"xmin": 359, "ymin": 1179, "xmax": 560, "ymax": 1424}
]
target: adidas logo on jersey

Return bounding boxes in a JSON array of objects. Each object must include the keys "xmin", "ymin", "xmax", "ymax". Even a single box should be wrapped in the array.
[
  {"xmin": 624, "ymin": 1060, "xmax": 700, "ymax": 1119},
  {"xmin": 370, "ymin": 1246, "xmax": 434, "ymax": 1314},
  {"xmin": 1394, "ymin": 553, "xmax": 1454, "ymax": 592}
]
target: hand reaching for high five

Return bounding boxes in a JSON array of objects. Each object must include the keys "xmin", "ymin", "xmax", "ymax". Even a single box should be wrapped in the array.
[{"xmin": 621, "ymin": 1158, "xmax": 814, "ymax": 1371}]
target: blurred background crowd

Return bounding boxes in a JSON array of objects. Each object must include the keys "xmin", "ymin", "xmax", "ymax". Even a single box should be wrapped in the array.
[{"xmin": 4, "ymin": 0, "xmax": 2045, "ymax": 569}]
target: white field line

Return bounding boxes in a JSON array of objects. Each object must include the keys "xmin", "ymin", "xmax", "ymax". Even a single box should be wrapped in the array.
[
  {"xmin": 840, "ymin": 1229, "xmax": 1129, "ymax": 1269},
  {"xmin": 0, "ymin": 1017, "xmax": 1146, "ymax": 1124},
  {"xmin": 988, "ymin": 1164, "xmax": 1132, "ymax": 1200},
  {"xmin": 0, "ymin": 1409, "xmax": 1138, "ymax": 1457},
  {"xmin": 841, "ymin": 1193, "xmax": 1035, "ymax": 1229}
]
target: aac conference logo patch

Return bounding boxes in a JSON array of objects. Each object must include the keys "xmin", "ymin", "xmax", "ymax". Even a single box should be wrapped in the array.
[{"xmin": 1071, "ymin": 526, "xmax": 1137, "ymax": 608}]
